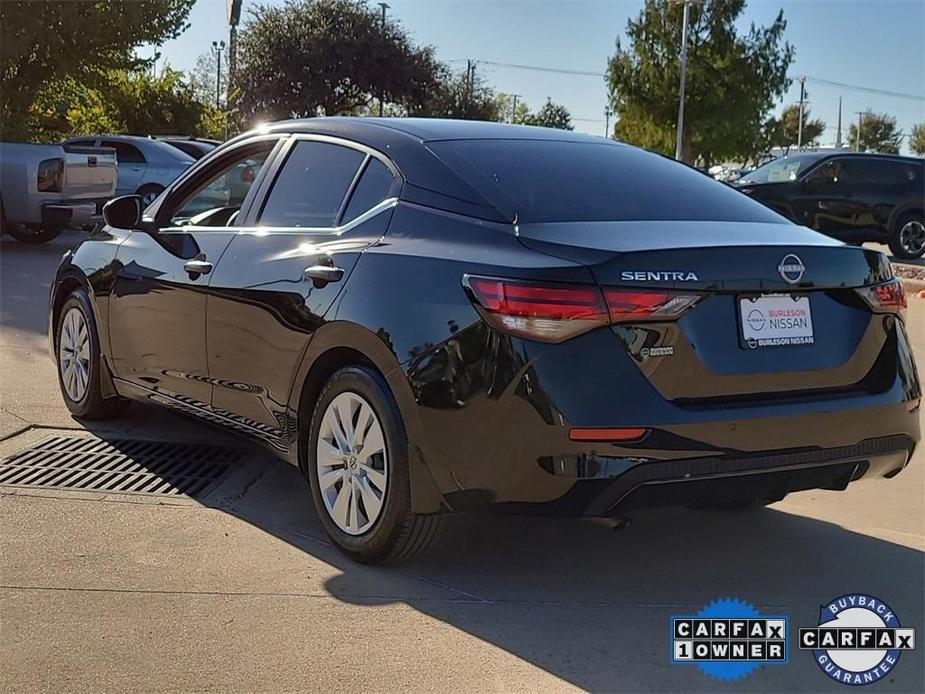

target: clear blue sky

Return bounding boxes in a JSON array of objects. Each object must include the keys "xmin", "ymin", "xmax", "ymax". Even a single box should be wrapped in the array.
[{"xmin": 147, "ymin": 0, "xmax": 925, "ymax": 154}]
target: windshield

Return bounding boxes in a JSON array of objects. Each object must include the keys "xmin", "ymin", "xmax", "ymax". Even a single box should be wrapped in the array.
[
  {"xmin": 737, "ymin": 154, "xmax": 825, "ymax": 184},
  {"xmin": 427, "ymin": 139, "xmax": 784, "ymax": 224}
]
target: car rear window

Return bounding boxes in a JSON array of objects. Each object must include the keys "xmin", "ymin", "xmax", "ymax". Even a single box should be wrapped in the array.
[
  {"xmin": 260, "ymin": 141, "xmax": 365, "ymax": 228},
  {"xmin": 427, "ymin": 139, "xmax": 784, "ymax": 224}
]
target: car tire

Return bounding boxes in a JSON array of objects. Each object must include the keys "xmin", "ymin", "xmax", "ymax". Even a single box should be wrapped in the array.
[
  {"xmin": 888, "ymin": 212, "xmax": 925, "ymax": 260},
  {"xmin": 6, "ymin": 223, "xmax": 64, "ymax": 244},
  {"xmin": 55, "ymin": 289, "xmax": 129, "ymax": 420},
  {"xmin": 136, "ymin": 184, "xmax": 165, "ymax": 208},
  {"xmin": 306, "ymin": 365, "xmax": 443, "ymax": 564}
]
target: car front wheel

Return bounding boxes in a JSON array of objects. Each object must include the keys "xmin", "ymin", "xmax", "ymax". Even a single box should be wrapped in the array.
[
  {"xmin": 306, "ymin": 365, "xmax": 443, "ymax": 564},
  {"xmin": 889, "ymin": 212, "xmax": 925, "ymax": 260},
  {"xmin": 55, "ymin": 289, "xmax": 129, "ymax": 420}
]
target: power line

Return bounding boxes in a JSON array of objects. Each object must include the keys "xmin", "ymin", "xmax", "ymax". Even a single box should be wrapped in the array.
[
  {"xmin": 803, "ymin": 77, "xmax": 925, "ymax": 102},
  {"xmin": 449, "ymin": 58, "xmax": 925, "ymax": 102}
]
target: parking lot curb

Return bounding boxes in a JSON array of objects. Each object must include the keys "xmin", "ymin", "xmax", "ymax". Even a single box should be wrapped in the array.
[{"xmin": 899, "ymin": 277, "xmax": 925, "ymax": 296}]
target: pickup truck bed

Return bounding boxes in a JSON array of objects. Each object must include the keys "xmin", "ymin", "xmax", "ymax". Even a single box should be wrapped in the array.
[{"xmin": 1, "ymin": 142, "xmax": 117, "ymax": 243}]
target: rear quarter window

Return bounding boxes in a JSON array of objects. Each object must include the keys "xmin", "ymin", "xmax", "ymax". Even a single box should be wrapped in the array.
[{"xmin": 427, "ymin": 139, "xmax": 785, "ymax": 224}]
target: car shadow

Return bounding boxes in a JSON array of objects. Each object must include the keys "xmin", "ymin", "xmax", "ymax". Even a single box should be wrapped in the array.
[{"xmin": 209, "ymin": 449, "xmax": 925, "ymax": 693}]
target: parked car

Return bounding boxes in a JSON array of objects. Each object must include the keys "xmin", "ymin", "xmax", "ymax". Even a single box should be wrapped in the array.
[
  {"xmin": 153, "ymin": 136, "xmax": 220, "ymax": 160},
  {"xmin": 0, "ymin": 141, "xmax": 117, "ymax": 243},
  {"xmin": 49, "ymin": 118, "xmax": 920, "ymax": 563},
  {"xmin": 733, "ymin": 152, "xmax": 925, "ymax": 259},
  {"xmin": 64, "ymin": 134, "xmax": 195, "ymax": 205}
]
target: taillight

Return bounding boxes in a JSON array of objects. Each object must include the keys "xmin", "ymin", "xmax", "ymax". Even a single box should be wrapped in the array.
[
  {"xmin": 856, "ymin": 279, "xmax": 906, "ymax": 317},
  {"xmin": 464, "ymin": 275, "xmax": 702, "ymax": 343},
  {"xmin": 464, "ymin": 276, "xmax": 608, "ymax": 342},
  {"xmin": 603, "ymin": 289, "xmax": 701, "ymax": 323},
  {"xmin": 37, "ymin": 157, "xmax": 64, "ymax": 192}
]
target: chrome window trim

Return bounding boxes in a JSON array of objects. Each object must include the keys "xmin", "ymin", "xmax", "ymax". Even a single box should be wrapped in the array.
[{"xmin": 159, "ymin": 196, "xmax": 399, "ymax": 236}]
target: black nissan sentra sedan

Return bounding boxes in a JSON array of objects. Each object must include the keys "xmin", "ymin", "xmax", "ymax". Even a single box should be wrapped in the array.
[{"xmin": 49, "ymin": 118, "xmax": 920, "ymax": 563}]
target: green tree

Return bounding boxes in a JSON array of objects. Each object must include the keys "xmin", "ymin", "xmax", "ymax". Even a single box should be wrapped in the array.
[
  {"xmin": 236, "ymin": 0, "xmax": 441, "ymax": 122},
  {"xmin": 523, "ymin": 100, "xmax": 574, "ymax": 130},
  {"xmin": 848, "ymin": 111, "xmax": 902, "ymax": 153},
  {"xmin": 31, "ymin": 69, "xmax": 226, "ymax": 141},
  {"xmin": 494, "ymin": 93, "xmax": 530, "ymax": 124},
  {"xmin": 909, "ymin": 122, "xmax": 925, "ymax": 157},
  {"xmin": 414, "ymin": 65, "xmax": 502, "ymax": 121},
  {"xmin": 768, "ymin": 103, "xmax": 826, "ymax": 152},
  {"xmin": 606, "ymin": 0, "xmax": 794, "ymax": 165},
  {"xmin": 190, "ymin": 45, "xmax": 230, "ymax": 108},
  {"xmin": 0, "ymin": 0, "xmax": 195, "ymax": 140}
]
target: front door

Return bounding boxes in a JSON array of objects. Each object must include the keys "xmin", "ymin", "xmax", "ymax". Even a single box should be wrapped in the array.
[
  {"xmin": 206, "ymin": 138, "xmax": 401, "ymax": 443},
  {"xmin": 107, "ymin": 139, "xmax": 279, "ymax": 407}
]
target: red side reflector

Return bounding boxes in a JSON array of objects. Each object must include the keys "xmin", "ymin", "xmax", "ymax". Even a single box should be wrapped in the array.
[
  {"xmin": 569, "ymin": 427, "xmax": 649, "ymax": 442},
  {"xmin": 906, "ymin": 398, "xmax": 920, "ymax": 413}
]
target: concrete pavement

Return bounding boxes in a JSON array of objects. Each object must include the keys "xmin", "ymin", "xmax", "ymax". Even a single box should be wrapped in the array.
[{"xmin": 1, "ymin": 231, "xmax": 923, "ymax": 692}]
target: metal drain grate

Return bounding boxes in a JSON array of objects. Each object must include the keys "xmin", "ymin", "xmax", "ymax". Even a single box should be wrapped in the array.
[{"xmin": 0, "ymin": 436, "xmax": 244, "ymax": 497}]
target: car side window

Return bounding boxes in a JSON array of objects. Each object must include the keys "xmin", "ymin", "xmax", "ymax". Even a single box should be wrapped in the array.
[
  {"xmin": 166, "ymin": 147, "xmax": 273, "ymax": 228},
  {"xmin": 101, "ymin": 141, "xmax": 146, "ymax": 164},
  {"xmin": 259, "ymin": 141, "xmax": 365, "ymax": 228},
  {"xmin": 69, "ymin": 139, "xmax": 97, "ymax": 147},
  {"xmin": 806, "ymin": 160, "xmax": 839, "ymax": 184},
  {"xmin": 342, "ymin": 158, "xmax": 397, "ymax": 223}
]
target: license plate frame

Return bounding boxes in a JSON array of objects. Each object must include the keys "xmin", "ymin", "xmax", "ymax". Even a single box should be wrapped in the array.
[{"xmin": 738, "ymin": 294, "xmax": 814, "ymax": 350}]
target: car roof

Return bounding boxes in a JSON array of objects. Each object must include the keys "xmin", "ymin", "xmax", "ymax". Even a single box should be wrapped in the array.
[
  {"xmin": 252, "ymin": 116, "xmax": 614, "ymax": 145},
  {"xmin": 223, "ymin": 117, "xmax": 626, "ymax": 222}
]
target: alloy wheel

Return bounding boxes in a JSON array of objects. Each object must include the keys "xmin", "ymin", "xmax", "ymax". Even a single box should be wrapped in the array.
[
  {"xmin": 142, "ymin": 191, "xmax": 159, "ymax": 206},
  {"xmin": 899, "ymin": 220, "xmax": 925, "ymax": 256},
  {"xmin": 59, "ymin": 307, "xmax": 91, "ymax": 402},
  {"xmin": 316, "ymin": 391, "xmax": 388, "ymax": 535}
]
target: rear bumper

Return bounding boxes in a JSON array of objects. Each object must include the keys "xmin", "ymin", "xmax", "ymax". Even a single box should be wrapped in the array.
[
  {"xmin": 41, "ymin": 198, "xmax": 107, "ymax": 229},
  {"xmin": 538, "ymin": 433, "xmax": 916, "ymax": 516},
  {"xmin": 414, "ymin": 320, "xmax": 920, "ymax": 517}
]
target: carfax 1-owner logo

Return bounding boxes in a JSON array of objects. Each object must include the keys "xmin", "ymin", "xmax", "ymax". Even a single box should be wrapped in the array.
[
  {"xmin": 799, "ymin": 593, "xmax": 916, "ymax": 686},
  {"xmin": 670, "ymin": 597, "xmax": 789, "ymax": 682}
]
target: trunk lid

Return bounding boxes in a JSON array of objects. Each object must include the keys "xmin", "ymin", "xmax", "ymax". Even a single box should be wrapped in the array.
[{"xmin": 516, "ymin": 220, "xmax": 896, "ymax": 404}]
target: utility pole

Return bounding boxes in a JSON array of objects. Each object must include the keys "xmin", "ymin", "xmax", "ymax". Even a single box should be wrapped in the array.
[
  {"xmin": 378, "ymin": 3, "xmax": 389, "ymax": 116},
  {"xmin": 510, "ymin": 94, "xmax": 520, "ymax": 123},
  {"xmin": 796, "ymin": 77, "xmax": 806, "ymax": 149},
  {"xmin": 211, "ymin": 40, "xmax": 225, "ymax": 108},
  {"xmin": 604, "ymin": 106, "xmax": 613, "ymax": 138},
  {"xmin": 672, "ymin": 0, "xmax": 701, "ymax": 161},
  {"xmin": 835, "ymin": 96, "xmax": 843, "ymax": 148},
  {"xmin": 855, "ymin": 111, "xmax": 864, "ymax": 152},
  {"xmin": 227, "ymin": 0, "xmax": 241, "ymax": 116}
]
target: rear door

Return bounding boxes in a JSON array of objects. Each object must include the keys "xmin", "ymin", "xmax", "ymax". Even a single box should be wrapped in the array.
[
  {"xmin": 108, "ymin": 138, "xmax": 280, "ymax": 406},
  {"xmin": 100, "ymin": 139, "xmax": 146, "ymax": 196},
  {"xmin": 206, "ymin": 137, "xmax": 401, "ymax": 440}
]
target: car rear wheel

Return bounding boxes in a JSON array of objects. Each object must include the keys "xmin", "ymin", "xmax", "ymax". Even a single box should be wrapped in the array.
[
  {"xmin": 55, "ymin": 289, "xmax": 129, "ymax": 420},
  {"xmin": 6, "ymin": 223, "xmax": 63, "ymax": 244},
  {"xmin": 306, "ymin": 365, "xmax": 443, "ymax": 564},
  {"xmin": 889, "ymin": 212, "xmax": 925, "ymax": 259}
]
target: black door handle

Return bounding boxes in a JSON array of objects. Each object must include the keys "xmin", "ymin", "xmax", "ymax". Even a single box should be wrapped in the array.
[
  {"xmin": 304, "ymin": 265, "xmax": 344, "ymax": 287},
  {"xmin": 184, "ymin": 259, "xmax": 213, "ymax": 277}
]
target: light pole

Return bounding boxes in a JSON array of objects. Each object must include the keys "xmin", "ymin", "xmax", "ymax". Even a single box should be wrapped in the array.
[
  {"xmin": 378, "ymin": 3, "xmax": 390, "ymax": 116},
  {"xmin": 604, "ymin": 106, "xmax": 613, "ymax": 138},
  {"xmin": 510, "ymin": 94, "xmax": 521, "ymax": 123},
  {"xmin": 671, "ymin": 0, "xmax": 701, "ymax": 161},
  {"xmin": 211, "ymin": 40, "xmax": 225, "ymax": 108},
  {"xmin": 855, "ymin": 111, "xmax": 865, "ymax": 152}
]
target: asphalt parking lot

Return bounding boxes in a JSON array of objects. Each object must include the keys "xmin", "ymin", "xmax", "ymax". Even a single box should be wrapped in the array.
[{"xmin": 1, "ymin": 230, "xmax": 923, "ymax": 693}]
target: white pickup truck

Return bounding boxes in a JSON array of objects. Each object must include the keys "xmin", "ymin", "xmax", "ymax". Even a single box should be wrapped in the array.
[{"xmin": 0, "ymin": 142, "xmax": 117, "ymax": 243}]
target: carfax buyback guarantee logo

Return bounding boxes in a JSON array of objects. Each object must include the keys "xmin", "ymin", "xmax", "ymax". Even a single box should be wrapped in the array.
[
  {"xmin": 670, "ymin": 597, "xmax": 789, "ymax": 682},
  {"xmin": 800, "ymin": 594, "xmax": 916, "ymax": 686}
]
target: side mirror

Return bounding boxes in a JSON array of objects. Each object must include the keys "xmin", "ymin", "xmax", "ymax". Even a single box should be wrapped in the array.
[{"xmin": 102, "ymin": 195, "xmax": 143, "ymax": 229}]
